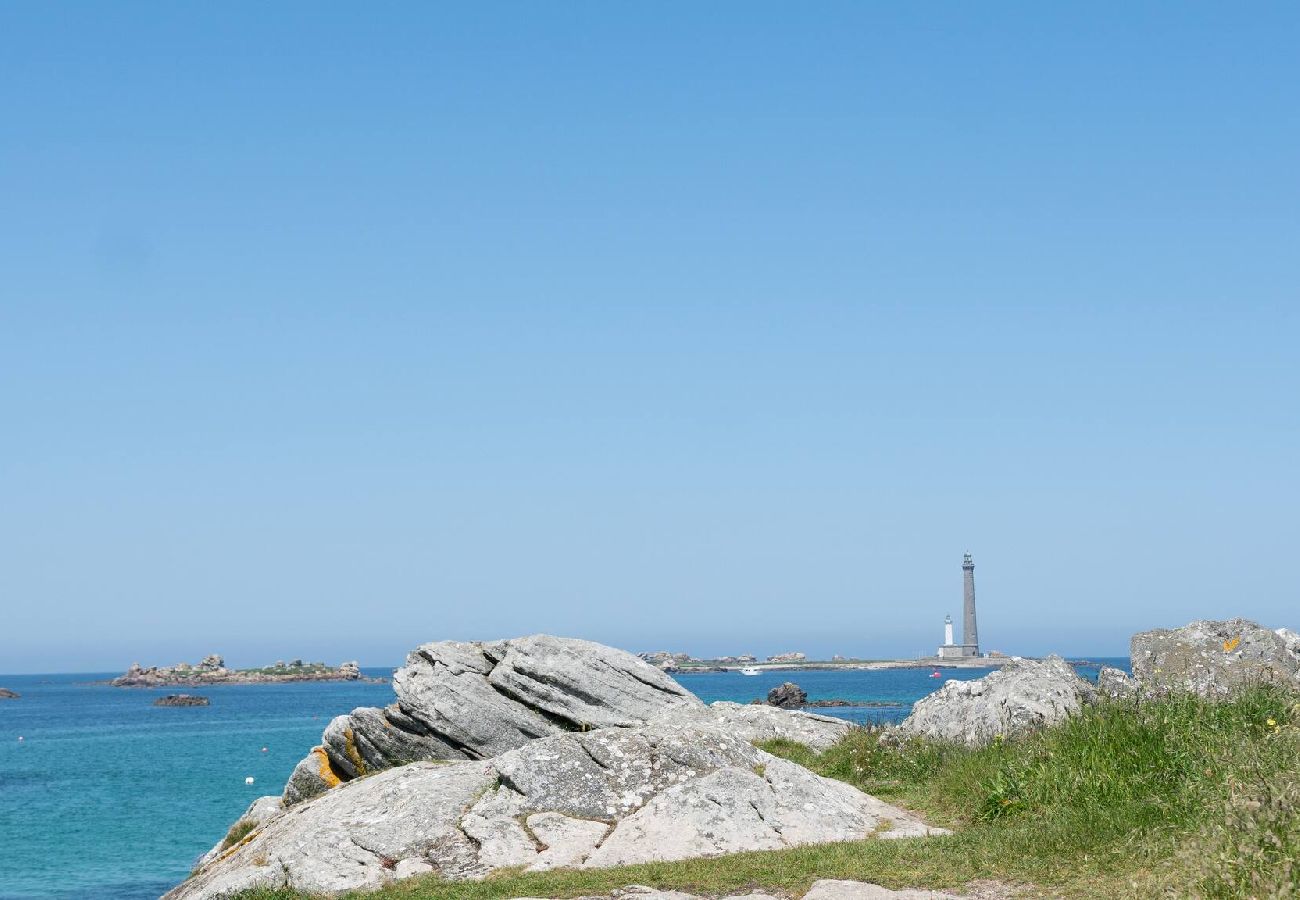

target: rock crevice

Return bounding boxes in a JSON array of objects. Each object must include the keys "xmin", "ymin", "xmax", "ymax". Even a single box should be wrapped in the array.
[{"xmin": 283, "ymin": 635, "xmax": 702, "ymax": 805}]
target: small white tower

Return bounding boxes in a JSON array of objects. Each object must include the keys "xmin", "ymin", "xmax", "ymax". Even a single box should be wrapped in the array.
[{"xmin": 937, "ymin": 614, "xmax": 961, "ymax": 658}]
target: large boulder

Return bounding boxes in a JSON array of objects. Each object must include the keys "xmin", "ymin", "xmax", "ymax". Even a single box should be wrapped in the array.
[
  {"xmin": 894, "ymin": 656, "xmax": 1095, "ymax": 747},
  {"xmin": 167, "ymin": 724, "xmax": 947, "ymax": 900},
  {"xmin": 283, "ymin": 635, "xmax": 702, "ymax": 804},
  {"xmin": 1130, "ymin": 618, "xmax": 1300, "ymax": 698},
  {"xmin": 0, "ymin": 688, "xmax": 18, "ymax": 700},
  {"xmin": 767, "ymin": 681, "xmax": 808, "ymax": 709},
  {"xmin": 654, "ymin": 701, "xmax": 853, "ymax": 751}
]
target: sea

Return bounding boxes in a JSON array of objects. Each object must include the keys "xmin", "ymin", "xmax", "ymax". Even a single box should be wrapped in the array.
[{"xmin": 0, "ymin": 659, "xmax": 1127, "ymax": 900}]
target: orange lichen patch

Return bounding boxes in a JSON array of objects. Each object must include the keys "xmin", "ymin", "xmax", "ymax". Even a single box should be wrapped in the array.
[
  {"xmin": 343, "ymin": 727, "xmax": 367, "ymax": 776},
  {"xmin": 1224, "ymin": 637, "xmax": 1241, "ymax": 653},
  {"xmin": 313, "ymin": 747, "xmax": 343, "ymax": 788}
]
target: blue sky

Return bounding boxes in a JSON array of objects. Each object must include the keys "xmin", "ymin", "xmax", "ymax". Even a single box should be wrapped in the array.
[{"xmin": 2, "ymin": 3, "xmax": 1298, "ymax": 672}]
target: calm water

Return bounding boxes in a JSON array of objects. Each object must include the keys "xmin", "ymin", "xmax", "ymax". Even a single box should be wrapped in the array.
[{"xmin": 0, "ymin": 659, "xmax": 1126, "ymax": 900}]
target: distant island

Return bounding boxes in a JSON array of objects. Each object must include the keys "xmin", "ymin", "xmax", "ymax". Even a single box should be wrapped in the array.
[
  {"xmin": 0, "ymin": 687, "xmax": 19, "ymax": 700},
  {"xmin": 110, "ymin": 654, "xmax": 375, "ymax": 686},
  {"xmin": 638, "ymin": 649, "xmax": 1019, "ymax": 673}
]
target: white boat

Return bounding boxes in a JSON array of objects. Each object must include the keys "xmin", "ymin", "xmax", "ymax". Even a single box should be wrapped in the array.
[{"xmin": 739, "ymin": 666, "xmax": 760, "ymax": 676}]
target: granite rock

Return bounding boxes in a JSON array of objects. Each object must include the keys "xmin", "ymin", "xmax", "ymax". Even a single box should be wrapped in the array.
[
  {"xmin": 195, "ymin": 795, "xmax": 284, "ymax": 869},
  {"xmin": 1130, "ymin": 618, "xmax": 1300, "ymax": 698},
  {"xmin": 168, "ymin": 724, "xmax": 947, "ymax": 900},
  {"xmin": 894, "ymin": 656, "xmax": 1095, "ymax": 747},
  {"xmin": 653, "ymin": 701, "xmax": 853, "ymax": 751},
  {"xmin": 767, "ymin": 681, "xmax": 808, "ymax": 709},
  {"xmin": 1095, "ymin": 666, "xmax": 1138, "ymax": 700},
  {"xmin": 283, "ymin": 635, "xmax": 702, "ymax": 805}
]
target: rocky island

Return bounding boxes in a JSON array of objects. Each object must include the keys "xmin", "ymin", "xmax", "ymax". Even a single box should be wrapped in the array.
[
  {"xmin": 0, "ymin": 687, "xmax": 19, "ymax": 700},
  {"xmin": 111, "ymin": 654, "xmax": 368, "ymax": 686},
  {"xmin": 153, "ymin": 694, "xmax": 210, "ymax": 707}
]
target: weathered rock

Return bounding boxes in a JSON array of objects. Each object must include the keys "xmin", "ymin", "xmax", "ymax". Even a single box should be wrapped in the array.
[
  {"xmin": 283, "ymin": 747, "xmax": 344, "ymax": 806},
  {"xmin": 1276, "ymin": 627, "xmax": 1300, "ymax": 661},
  {"xmin": 1095, "ymin": 666, "xmax": 1138, "ymax": 700},
  {"xmin": 153, "ymin": 694, "xmax": 210, "ymax": 707},
  {"xmin": 283, "ymin": 635, "xmax": 702, "ymax": 804},
  {"xmin": 653, "ymin": 701, "xmax": 853, "ymax": 751},
  {"xmin": 894, "ymin": 656, "xmax": 1095, "ymax": 747},
  {"xmin": 0, "ymin": 688, "xmax": 18, "ymax": 700},
  {"xmin": 168, "ymin": 724, "xmax": 947, "ymax": 900},
  {"xmin": 195, "ymin": 795, "xmax": 283, "ymax": 869},
  {"xmin": 1130, "ymin": 618, "xmax": 1300, "ymax": 698},
  {"xmin": 767, "ymin": 681, "xmax": 808, "ymax": 709}
]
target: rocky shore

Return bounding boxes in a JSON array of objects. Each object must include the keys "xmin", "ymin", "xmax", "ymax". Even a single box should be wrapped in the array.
[
  {"xmin": 0, "ymin": 687, "xmax": 18, "ymax": 700},
  {"xmin": 110, "ymin": 654, "xmax": 369, "ymax": 687},
  {"xmin": 167, "ymin": 618, "xmax": 1300, "ymax": 900}
]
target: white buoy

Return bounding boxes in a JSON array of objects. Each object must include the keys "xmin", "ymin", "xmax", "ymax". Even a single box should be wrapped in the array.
[
  {"xmin": 245, "ymin": 776, "xmax": 255, "ymax": 785},
  {"xmin": 17, "ymin": 736, "xmax": 23, "ymax": 742}
]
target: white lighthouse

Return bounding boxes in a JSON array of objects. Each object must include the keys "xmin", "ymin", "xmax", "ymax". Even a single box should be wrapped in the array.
[{"xmin": 938, "ymin": 613, "xmax": 961, "ymax": 658}]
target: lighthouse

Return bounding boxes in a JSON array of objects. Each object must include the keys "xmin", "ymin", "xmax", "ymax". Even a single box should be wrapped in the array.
[
  {"xmin": 960, "ymin": 552, "xmax": 980, "ymax": 657},
  {"xmin": 937, "ymin": 613, "xmax": 960, "ymax": 658},
  {"xmin": 936, "ymin": 555, "xmax": 981, "ymax": 659}
]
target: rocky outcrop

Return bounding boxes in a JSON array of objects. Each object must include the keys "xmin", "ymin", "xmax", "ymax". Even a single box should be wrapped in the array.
[
  {"xmin": 111, "ymin": 655, "xmax": 364, "ymax": 687},
  {"xmin": 0, "ymin": 688, "xmax": 18, "ymax": 700},
  {"xmin": 1095, "ymin": 666, "xmax": 1138, "ymax": 700},
  {"xmin": 167, "ymin": 723, "xmax": 948, "ymax": 900},
  {"xmin": 653, "ymin": 701, "xmax": 853, "ymax": 751},
  {"xmin": 767, "ymin": 681, "xmax": 808, "ymax": 709},
  {"xmin": 1130, "ymin": 618, "xmax": 1300, "ymax": 698},
  {"xmin": 283, "ymin": 635, "xmax": 702, "ymax": 805},
  {"xmin": 894, "ymin": 656, "xmax": 1095, "ymax": 747},
  {"xmin": 153, "ymin": 694, "xmax": 210, "ymax": 707}
]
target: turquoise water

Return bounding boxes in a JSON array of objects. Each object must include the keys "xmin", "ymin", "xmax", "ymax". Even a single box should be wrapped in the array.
[{"xmin": 0, "ymin": 660, "xmax": 1125, "ymax": 900}]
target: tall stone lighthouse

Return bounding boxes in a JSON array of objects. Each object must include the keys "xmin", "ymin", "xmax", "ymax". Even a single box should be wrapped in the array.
[{"xmin": 960, "ymin": 552, "xmax": 980, "ymax": 657}]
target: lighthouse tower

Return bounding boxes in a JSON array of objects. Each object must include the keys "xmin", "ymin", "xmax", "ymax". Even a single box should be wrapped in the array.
[
  {"xmin": 937, "ymin": 614, "xmax": 960, "ymax": 658},
  {"xmin": 961, "ymin": 552, "xmax": 980, "ymax": 657}
]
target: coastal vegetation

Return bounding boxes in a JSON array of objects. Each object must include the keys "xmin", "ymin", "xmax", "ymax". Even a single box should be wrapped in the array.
[{"xmin": 232, "ymin": 683, "xmax": 1300, "ymax": 899}]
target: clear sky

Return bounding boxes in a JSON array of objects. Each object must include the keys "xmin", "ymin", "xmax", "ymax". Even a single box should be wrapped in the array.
[{"xmin": 2, "ymin": 3, "xmax": 1298, "ymax": 673}]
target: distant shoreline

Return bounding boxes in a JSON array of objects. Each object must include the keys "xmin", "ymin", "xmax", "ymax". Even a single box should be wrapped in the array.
[{"xmin": 669, "ymin": 657, "xmax": 1114, "ymax": 674}]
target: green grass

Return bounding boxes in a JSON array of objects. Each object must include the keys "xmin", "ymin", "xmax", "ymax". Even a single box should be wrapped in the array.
[
  {"xmin": 218, "ymin": 818, "xmax": 259, "ymax": 852},
  {"xmin": 230, "ymin": 685, "xmax": 1300, "ymax": 900}
]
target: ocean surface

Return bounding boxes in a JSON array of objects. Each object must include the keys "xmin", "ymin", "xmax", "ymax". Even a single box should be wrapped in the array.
[{"xmin": 0, "ymin": 659, "xmax": 1127, "ymax": 900}]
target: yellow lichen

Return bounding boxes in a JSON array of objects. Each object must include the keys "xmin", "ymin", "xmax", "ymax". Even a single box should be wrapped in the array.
[
  {"xmin": 313, "ymin": 747, "xmax": 343, "ymax": 788},
  {"xmin": 343, "ymin": 727, "xmax": 368, "ymax": 776}
]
